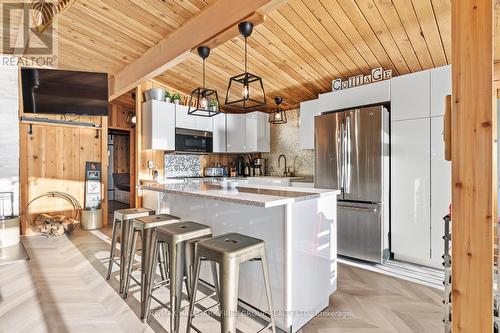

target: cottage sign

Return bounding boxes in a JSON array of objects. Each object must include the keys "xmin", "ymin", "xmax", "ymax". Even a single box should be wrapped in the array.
[{"xmin": 332, "ymin": 67, "xmax": 392, "ymax": 91}]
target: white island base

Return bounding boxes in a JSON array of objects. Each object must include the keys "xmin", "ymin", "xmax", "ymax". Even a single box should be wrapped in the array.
[{"xmin": 142, "ymin": 184, "xmax": 338, "ymax": 332}]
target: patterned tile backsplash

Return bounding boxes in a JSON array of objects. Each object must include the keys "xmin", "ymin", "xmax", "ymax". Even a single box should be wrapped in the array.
[{"xmin": 164, "ymin": 154, "xmax": 201, "ymax": 178}]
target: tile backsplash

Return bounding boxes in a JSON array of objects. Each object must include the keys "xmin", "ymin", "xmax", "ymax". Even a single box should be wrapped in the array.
[
  {"xmin": 164, "ymin": 154, "xmax": 201, "ymax": 178},
  {"xmin": 262, "ymin": 108, "xmax": 314, "ymax": 177}
]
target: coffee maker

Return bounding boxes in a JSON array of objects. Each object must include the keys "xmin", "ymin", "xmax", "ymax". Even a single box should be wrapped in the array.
[{"xmin": 252, "ymin": 158, "xmax": 265, "ymax": 177}]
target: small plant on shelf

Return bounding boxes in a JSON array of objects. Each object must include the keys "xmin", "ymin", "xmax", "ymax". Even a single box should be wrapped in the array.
[
  {"xmin": 165, "ymin": 91, "xmax": 171, "ymax": 103},
  {"xmin": 172, "ymin": 93, "xmax": 181, "ymax": 104}
]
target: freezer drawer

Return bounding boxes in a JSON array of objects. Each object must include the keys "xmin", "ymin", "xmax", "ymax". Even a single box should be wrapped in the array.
[{"xmin": 338, "ymin": 202, "xmax": 383, "ymax": 263}]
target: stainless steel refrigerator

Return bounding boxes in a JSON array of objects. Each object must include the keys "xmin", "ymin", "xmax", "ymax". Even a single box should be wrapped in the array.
[{"xmin": 315, "ymin": 105, "xmax": 390, "ymax": 263}]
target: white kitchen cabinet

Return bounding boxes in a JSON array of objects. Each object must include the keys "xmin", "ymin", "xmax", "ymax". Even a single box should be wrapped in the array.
[
  {"xmin": 391, "ymin": 118, "xmax": 431, "ymax": 265},
  {"xmin": 391, "ymin": 70, "xmax": 430, "ymax": 121},
  {"xmin": 226, "ymin": 113, "xmax": 246, "ymax": 152},
  {"xmin": 430, "ymin": 116, "xmax": 451, "ymax": 267},
  {"xmin": 194, "ymin": 114, "xmax": 213, "ymax": 132},
  {"xmin": 318, "ymin": 79, "xmax": 391, "ymax": 114},
  {"xmin": 299, "ymin": 99, "xmax": 320, "ymax": 150},
  {"xmin": 226, "ymin": 112, "xmax": 270, "ymax": 153},
  {"xmin": 246, "ymin": 112, "xmax": 270, "ymax": 152},
  {"xmin": 430, "ymin": 65, "xmax": 451, "ymax": 117},
  {"xmin": 142, "ymin": 100, "xmax": 176, "ymax": 150},
  {"xmin": 212, "ymin": 113, "xmax": 226, "ymax": 153},
  {"xmin": 175, "ymin": 104, "xmax": 196, "ymax": 130}
]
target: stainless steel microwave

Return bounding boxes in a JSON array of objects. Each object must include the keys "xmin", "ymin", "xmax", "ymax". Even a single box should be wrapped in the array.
[{"xmin": 175, "ymin": 128, "xmax": 213, "ymax": 153}]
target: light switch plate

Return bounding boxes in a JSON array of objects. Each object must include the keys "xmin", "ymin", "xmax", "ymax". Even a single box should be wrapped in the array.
[{"xmin": 147, "ymin": 160, "xmax": 154, "ymax": 169}]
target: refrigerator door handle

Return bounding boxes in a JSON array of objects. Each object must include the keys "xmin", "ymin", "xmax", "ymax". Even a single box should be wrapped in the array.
[
  {"xmin": 344, "ymin": 115, "xmax": 351, "ymax": 194},
  {"xmin": 338, "ymin": 204, "xmax": 377, "ymax": 213},
  {"xmin": 340, "ymin": 119, "xmax": 345, "ymax": 192}
]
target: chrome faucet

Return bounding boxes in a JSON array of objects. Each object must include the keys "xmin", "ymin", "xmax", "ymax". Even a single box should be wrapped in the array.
[{"xmin": 278, "ymin": 154, "xmax": 287, "ymax": 176}]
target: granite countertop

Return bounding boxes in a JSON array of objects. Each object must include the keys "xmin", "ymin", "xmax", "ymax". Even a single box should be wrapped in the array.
[{"xmin": 140, "ymin": 181, "xmax": 339, "ymax": 208}]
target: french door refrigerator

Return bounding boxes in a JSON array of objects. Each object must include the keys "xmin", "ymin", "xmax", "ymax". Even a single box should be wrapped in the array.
[{"xmin": 315, "ymin": 105, "xmax": 390, "ymax": 263}]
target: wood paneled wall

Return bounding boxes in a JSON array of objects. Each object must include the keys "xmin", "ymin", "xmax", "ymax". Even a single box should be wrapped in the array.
[{"xmin": 19, "ymin": 114, "xmax": 108, "ymax": 235}]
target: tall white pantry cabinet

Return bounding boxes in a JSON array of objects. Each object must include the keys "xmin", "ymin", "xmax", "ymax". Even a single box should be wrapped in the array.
[{"xmin": 390, "ymin": 65, "xmax": 451, "ymax": 268}]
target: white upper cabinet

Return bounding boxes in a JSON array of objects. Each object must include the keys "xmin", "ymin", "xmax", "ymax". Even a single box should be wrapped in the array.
[
  {"xmin": 246, "ymin": 111, "xmax": 270, "ymax": 153},
  {"xmin": 226, "ymin": 114, "xmax": 246, "ymax": 152},
  {"xmin": 142, "ymin": 100, "xmax": 176, "ymax": 150},
  {"xmin": 318, "ymin": 80, "xmax": 390, "ymax": 113},
  {"xmin": 175, "ymin": 104, "xmax": 196, "ymax": 129},
  {"xmin": 299, "ymin": 99, "xmax": 320, "ymax": 150},
  {"xmin": 391, "ymin": 70, "xmax": 430, "ymax": 121},
  {"xmin": 226, "ymin": 112, "xmax": 270, "ymax": 153},
  {"xmin": 175, "ymin": 104, "xmax": 213, "ymax": 131},
  {"xmin": 391, "ymin": 117, "xmax": 431, "ymax": 265},
  {"xmin": 430, "ymin": 65, "xmax": 451, "ymax": 117},
  {"xmin": 212, "ymin": 113, "xmax": 226, "ymax": 153}
]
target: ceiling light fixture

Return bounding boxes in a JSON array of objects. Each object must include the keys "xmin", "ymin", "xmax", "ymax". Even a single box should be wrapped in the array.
[
  {"xmin": 225, "ymin": 21, "xmax": 266, "ymax": 110},
  {"xmin": 188, "ymin": 46, "xmax": 221, "ymax": 117},
  {"xmin": 269, "ymin": 96, "xmax": 287, "ymax": 124}
]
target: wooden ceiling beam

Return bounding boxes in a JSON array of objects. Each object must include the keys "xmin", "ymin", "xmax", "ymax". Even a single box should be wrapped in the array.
[{"xmin": 108, "ymin": 0, "xmax": 287, "ymax": 100}]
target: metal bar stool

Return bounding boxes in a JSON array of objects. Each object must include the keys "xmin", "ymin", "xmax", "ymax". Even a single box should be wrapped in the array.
[
  {"xmin": 187, "ymin": 233, "xmax": 276, "ymax": 333},
  {"xmin": 106, "ymin": 207, "xmax": 155, "ymax": 294},
  {"xmin": 123, "ymin": 213, "xmax": 180, "ymax": 319},
  {"xmin": 143, "ymin": 222, "xmax": 220, "ymax": 332}
]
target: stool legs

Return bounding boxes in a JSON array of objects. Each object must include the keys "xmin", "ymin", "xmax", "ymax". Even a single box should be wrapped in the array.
[
  {"xmin": 123, "ymin": 226, "xmax": 138, "ymax": 299},
  {"xmin": 220, "ymin": 258, "xmax": 240, "ymax": 333},
  {"xmin": 119, "ymin": 219, "xmax": 132, "ymax": 294},
  {"xmin": 260, "ymin": 248, "xmax": 277, "ymax": 333},
  {"xmin": 186, "ymin": 255, "xmax": 202, "ymax": 333},
  {"xmin": 140, "ymin": 228, "xmax": 157, "ymax": 320},
  {"xmin": 106, "ymin": 218, "xmax": 120, "ymax": 280},
  {"xmin": 168, "ymin": 241, "xmax": 185, "ymax": 333}
]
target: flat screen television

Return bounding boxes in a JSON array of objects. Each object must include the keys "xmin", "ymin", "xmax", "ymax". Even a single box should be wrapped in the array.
[{"xmin": 21, "ymin": 68, "xmax": 109, "ymax": 116}]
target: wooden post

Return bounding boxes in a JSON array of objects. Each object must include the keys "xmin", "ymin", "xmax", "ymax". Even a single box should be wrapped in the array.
[{"xmin": 451, "ymin": 1, "xmax": 496, "ymax": 331}]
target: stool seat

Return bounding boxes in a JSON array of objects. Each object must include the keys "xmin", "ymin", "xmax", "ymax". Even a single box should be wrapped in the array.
[
  {"xmin": 199, "ymin": 233, "xmax": 264, "ymax": 261},
  {"xmin": 134, "ymin": 214, "xmax": 180, "ymax": 229},
  {"xmin": 157, "ymin": 222, "xmax": 212, "ymax": 243},
  {"xmin": 114, "ymin": 208, "xmax": 154, "ymax": 221}
]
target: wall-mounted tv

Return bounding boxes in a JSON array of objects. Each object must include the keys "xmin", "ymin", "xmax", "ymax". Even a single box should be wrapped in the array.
[{"xmin": 21, "ymin": 68, "xmax": 109, "ymax": 116}]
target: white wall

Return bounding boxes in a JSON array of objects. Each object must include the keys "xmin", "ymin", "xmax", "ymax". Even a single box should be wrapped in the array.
[{"xmin": 0, "ymin": 58, "xmax": 19, "ymax": 215}]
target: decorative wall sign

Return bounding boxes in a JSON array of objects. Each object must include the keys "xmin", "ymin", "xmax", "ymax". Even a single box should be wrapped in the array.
[{"xmin": 332, "ymin": 67, "xmax": 392, "ymax": 92}]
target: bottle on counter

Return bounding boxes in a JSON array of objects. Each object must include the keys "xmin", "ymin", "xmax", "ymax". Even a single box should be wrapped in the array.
[{"xmin": 244, "ymin": 163, "xmax": 251, "ymax": 177}]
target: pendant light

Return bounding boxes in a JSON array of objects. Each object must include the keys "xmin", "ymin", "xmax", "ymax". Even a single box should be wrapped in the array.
[
  {"xmin": 225, "ymin": 21, "xmax": 266, "ymax": 110},
  {"xmin": 268, "ymin": 96, "xmax": 287, "ymax": 124},
  {"xmin": 188, "ymin": 46, "xmax": 221, "ymax": 117}
]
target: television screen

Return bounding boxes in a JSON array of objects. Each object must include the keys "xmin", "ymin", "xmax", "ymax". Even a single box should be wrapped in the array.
[{"xmin": 21, "ymin": 68, "xmax": 109, "ymax": 116}]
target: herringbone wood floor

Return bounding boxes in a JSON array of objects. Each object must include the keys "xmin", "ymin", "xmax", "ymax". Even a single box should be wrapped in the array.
[{"xmin": 0, "ymin": 229, "xmax": 443, "ymax": 333}]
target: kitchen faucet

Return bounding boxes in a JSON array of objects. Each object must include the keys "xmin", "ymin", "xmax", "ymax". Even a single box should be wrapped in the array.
[{"xmin": 278, "ymin": 154, "xmax": 287, "ymax": 176}]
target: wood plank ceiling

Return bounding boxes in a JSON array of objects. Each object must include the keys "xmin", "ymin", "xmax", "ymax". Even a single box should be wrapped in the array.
[
  {"xmin": 158, "ymin": 0, "xmax": 452, "ymax": 111},
  {"xmin": 5, "ymin": 0, "xmax": 498, "ymax": 111}
]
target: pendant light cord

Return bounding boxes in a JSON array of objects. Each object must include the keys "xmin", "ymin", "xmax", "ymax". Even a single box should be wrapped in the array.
[
  {"xmin": 202, "ymin": 57, "xmax": 206, "ymax": 89},
  {"xmin": 244, "ymin": 36, "xmax": 248, "ymax": 73}
]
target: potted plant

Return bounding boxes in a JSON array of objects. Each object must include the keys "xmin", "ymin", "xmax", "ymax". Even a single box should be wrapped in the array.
[
  {"xmin": 165, "ymin": 91, "xmax": 171, "ymax": 103},
  {"xmin": 208, "ymin": 98, "xmax": 218, "ymax": 111},
  {"xmin": 172, "ymin": 93, "xmax": 181, "ymax": 105}
]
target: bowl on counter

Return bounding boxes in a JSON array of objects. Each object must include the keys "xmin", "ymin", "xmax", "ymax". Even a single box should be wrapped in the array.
[
  {"xmin": 228, "ymin": 180, "xmax": 238, "ymax": 189},
  {"xmin": 219, "ymin": 179, "xmax": 229, "ymax": 189}
]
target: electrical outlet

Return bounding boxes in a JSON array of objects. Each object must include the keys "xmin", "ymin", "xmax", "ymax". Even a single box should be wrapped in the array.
[{"xmin": 148, "ymin": 161, "xmax": 154, "ymax": 169}]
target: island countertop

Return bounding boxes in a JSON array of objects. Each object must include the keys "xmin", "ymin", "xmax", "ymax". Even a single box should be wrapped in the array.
[{"xmin": 140, "ymin": 180, "xmax": 339, "ymax": 208}]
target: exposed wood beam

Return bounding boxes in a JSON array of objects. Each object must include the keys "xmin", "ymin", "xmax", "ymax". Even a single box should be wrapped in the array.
[
  {"xmin": 451, "ymin": 1, "xmax": 495, "ymax": 332},
  {"xmin": 109, "ymin": 0, "xmax": 287, "ymax": 100}
]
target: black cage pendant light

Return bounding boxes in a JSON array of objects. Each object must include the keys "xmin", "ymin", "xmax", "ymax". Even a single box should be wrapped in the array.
[
  {"xmin": 225, "ymin": 21, "xmax": 266, "ymax": 110},
  {"xmin": 188, "ymin": 46, "xmax": 221, "ymax": 117},
  {"xmin": 269, "ymin": 96, "xmax": 287, "ymax": 124}
]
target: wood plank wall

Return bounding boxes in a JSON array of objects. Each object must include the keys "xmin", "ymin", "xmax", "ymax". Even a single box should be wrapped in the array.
[
  {"xmin": 451, "ymin": 1, "xmax": 496, "ymax": 331},
  {"xmin": 19, "ymin": 114, "xmax": 108, "ymax": 235}
]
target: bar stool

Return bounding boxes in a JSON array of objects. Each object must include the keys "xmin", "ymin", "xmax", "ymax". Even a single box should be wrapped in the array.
[
  {"xmin": 123, "ymin": 213, "xmax": 180, "ymax": 319},
  {"xmin": 143, "ymin": 222, "xmax": 219, "ymax": 332},
  {"xmin": 106, "ymin": 207, "xmax": 155, "ymax": 294},
  {"xmin": 187, "ymin": 233, "xmax": 276, "ymax": 333}
]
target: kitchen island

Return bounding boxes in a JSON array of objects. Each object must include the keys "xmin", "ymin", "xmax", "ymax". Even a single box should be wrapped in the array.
[{"xmin": 140, "ymin": 180, "xmax": 339, "ymax": 332}]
